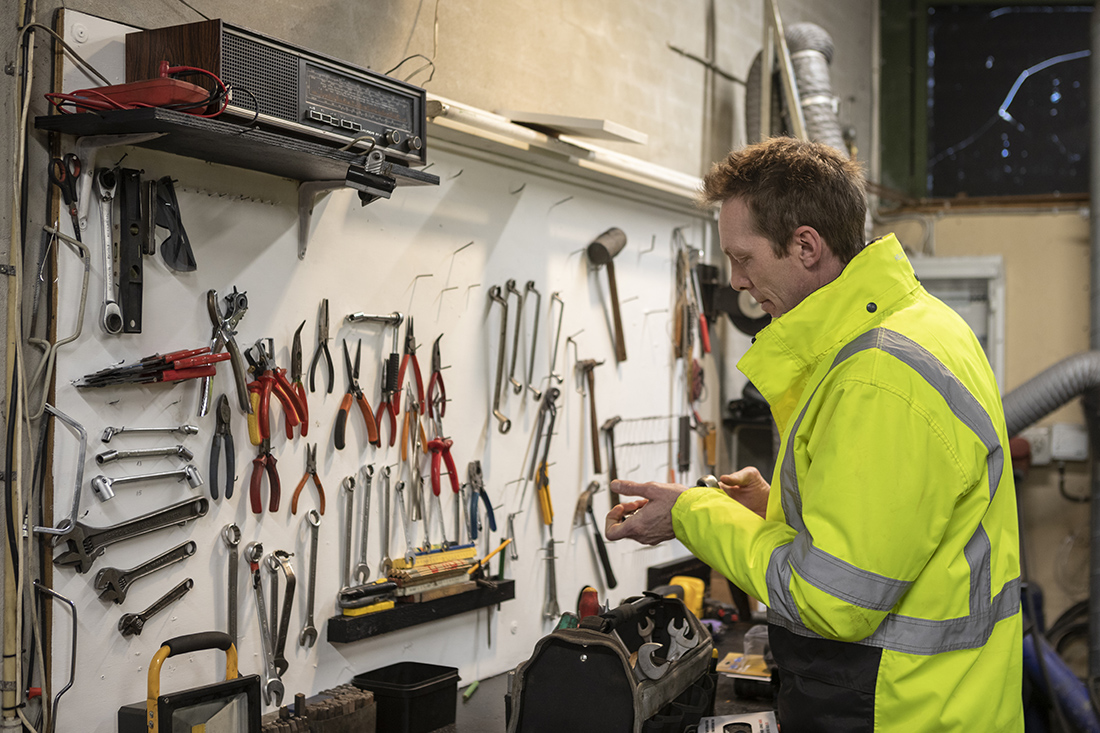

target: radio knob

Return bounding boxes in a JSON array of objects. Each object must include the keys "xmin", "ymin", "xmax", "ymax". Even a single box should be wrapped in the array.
[
  {"xmin": 385, "ymin": 130, "xmax": 404, "ymax": 146},
  {"xmin": 406, "ymin": 136, "xmax": 423, "ymax": 152}
]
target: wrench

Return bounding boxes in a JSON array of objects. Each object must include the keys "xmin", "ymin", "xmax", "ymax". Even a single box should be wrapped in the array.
[
  {"xmin": 523, "ymin": 281, "xmax": 542, "ymax": 396},
  {"xmin": 299, "ymin": 510, "xmax": 320, "ymax": 648},
  {"xmin": 95, "ymin": 445, "xmax": 194, "ymax": 465},
  {"xmin": 666, "ymin": 618, "xmax": 700, "ymax": 662},
  {"xmin": 117, "ymin": 577, "xmax": 193, "ymax": 637},
  {"xmin": 394, "ymin": 481, "xmax": 416, "ymax": 566},
  {"xmin": 379, "ymin": 466, "xmax": 393, "ymax": 576},
  {"xmin": 354, "ymin": 465, "xmax": 374, "ymax": 584},
  {"xmin": 543, "ymin": 536, "xmax": 560, "ymax": 620},
  {"xmin": 101, "ymin": 424, "xmax": 199, "ymax": 443},
  {"xmin": 506, "ymin": 279, "xmax": 525, "ymax": 394},
  {"xmin": 52, "ymin": 496, "xmax": 208, "ymax": 574},
  {"xmin": 638, "ymin": 616, "xmax": 655, "ymax": 644},
  {"xmin": 222, "ymin": 523, "xmax": 241, "ymax": 649},
  {"xmin": 341, "ymin": 475, "xmax": 356, "ymax": 588},
  {"xmin": 90, "ymin": 464, "xmax": 203, "ymax": 502},
  {"xmin": 94, "ymin": 540, "xmax": 196, "ymax": 604},
  {"xmin": 95, "ymin": 168, "xmax": 123, "ymax": 334},
  {"xmin": 269, "ymin": 550, "xmax": 296, "ymax": 676},
  {"xmin": 487, "ymin": 285, "xmax": 512, "ymax": 433},
  {"xmin": 245, "ymin": 542, "xmax": 284, "ymax": 706},
  {"xmin": 636, "ymin": 641, "xmax": 670, "ymax": 680}
]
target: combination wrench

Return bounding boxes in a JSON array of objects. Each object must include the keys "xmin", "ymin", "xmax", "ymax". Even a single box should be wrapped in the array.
[
  {"xmin": 245, "ymin": 542, "xmax": 284, "ymax": 706},
  {"xmin": 222, "ymin": 523, "xmax": 241, "ymax": 649},
  {"xmin": 394, "ymin": 481, "xmax": 416, "ymax": 566},
  {"xmin": 269, "ymin": 550, "xmax": 296, "ymax": 676},
  {"xmin": 341, "ymin": 475, "xmax": 356, "ymax": 588},
  {"xmin": 506, "ymin": 279, "xmax": 525, "ymax": 394},
  {"xmin": 94, "ymin": 539, "xmax": 196, "ymax": 604},
  {"xmin": 543, "ymin": 536, "xmax": 560, "ymax": 620},
  {"xmin": 94, "ymin": 168, "xmax": 122, "ymax": 334},
  {"xmin": 487, "ymin": 285, "xmax": 512, "ymax": 433},
  {"xmin": 354, "ymin": 465, "xmax": 374, "ymax": 584},
  {"xmin": 298, "ymin": 510, "xmax": 321, "ymax": 648}
]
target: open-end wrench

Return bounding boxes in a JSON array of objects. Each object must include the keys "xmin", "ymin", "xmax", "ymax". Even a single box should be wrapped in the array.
[
  {"xmin": 523, "ymin": 281, "xmax": 542, "ymax": 397},
  {"xmin": 506, "ymin": 279, "xmax": 525, "ymax": 394},
  {"xmin": 245, "ymin": 542, "xmax": 284, "ymax": 706},
  {"xmin": 299, "ymin": 510, "xmax": 320, "ymax": 648},
  {"xmin": 341, "ymin": 475, "xmax": 356, "ymax": 588},
  {"xmin": 394, "ymin": 481, "xmax": 416, "ymax": 566},
  {"xmin": 636, "ymin": 641, "xmax": 670, "ymax": 680},
  {"xmin": 543, "ymin": 536, "xmax": 560, "ymax": 620},
  {"xmin": 270, "ymin": 550, "xmax": 296, "ymax": 676},
  {"xmin": 94, "ymin": 539, "xmax": 196, "ymax": 604},
  {"xmin": 95, "ymin": 168, "xmax": 122, "ymax": 334},
  {"xmin": 379, "ymin": 466, "xmax": 393, "ymax": 576},
  {"xmin": 101, "ymin": 424, "xmax": 199, "ymax": 443},
  {"xmin": 222, "ymin": 523, "xmax": 241, "ymax": 649},
  {"xmin": 354, "ymin": 465, "xmax": 374, "ymax": 584},
  {"xmin": 117, "ymin": 577, "xmax": 193, "ymax": 637},
  {"xmin": 547, "ymin": 292, "xmax": 566, "ymax": 386},
  {"xmin": 666, "ymin": 617, "xmax": 700, "ymax": 662},
  {"xmin": 487, "ymin": 286, "xmax": 512, "ymax": 433},
  {"xmin": 95, "ymin": 445, "xmax": 194, "ymax": 465},
  {"xmin": 52, "ymin": 496, "xmax": 208, "ymax": 574}
]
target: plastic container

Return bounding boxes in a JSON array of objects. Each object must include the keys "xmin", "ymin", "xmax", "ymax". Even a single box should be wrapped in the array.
[
  {"xmin": 743, "ymin": 623, "xmax": 770, "ymax": 657},
  {"xmin": 352, "ymin": 661, "xmax": 459, "ymax": 733}
]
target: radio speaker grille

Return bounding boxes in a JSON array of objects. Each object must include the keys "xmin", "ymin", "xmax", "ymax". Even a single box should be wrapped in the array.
[{"xmin": 222, "ymin": 33, "xmax": 298, "ymax": 122}]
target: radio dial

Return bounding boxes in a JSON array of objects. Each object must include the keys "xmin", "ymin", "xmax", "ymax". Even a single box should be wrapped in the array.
[
  {"xmin": 385, "ymin": 130, "xmax": 404, "ymax": 146},
  {"xmin": 406, "ymin": 136, "xmax": 423, "ymax": 152}
]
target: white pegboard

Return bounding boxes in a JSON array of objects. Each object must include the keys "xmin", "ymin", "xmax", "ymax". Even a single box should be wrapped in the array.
[{"xmin": 42, "ymin": 11, "xmax": 717, "ymax": 730}]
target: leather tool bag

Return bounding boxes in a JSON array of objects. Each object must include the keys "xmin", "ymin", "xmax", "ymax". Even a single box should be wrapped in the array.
[{"xmin": 507, "ymin": 593, "xmax": 715, "ymax": 733}]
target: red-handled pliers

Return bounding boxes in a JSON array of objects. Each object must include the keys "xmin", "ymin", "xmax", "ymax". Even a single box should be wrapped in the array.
[
  {"xmin": 245, "ymin": 340, "xmax": 303, "ymax": 441},
  {"xmin": 291, "ymin": 320, "xmax": 309, "ymax": 437},
  {"xmin": 250, "ymin": 437, "xmax": 280, "ymax": 513},
  {"xmin": 427, "ymin": 334, "xmax": 446, "ymax": 422},
  {"xmin": 394, "ymin": 316, "xmax": 425, "ymax": 416}
]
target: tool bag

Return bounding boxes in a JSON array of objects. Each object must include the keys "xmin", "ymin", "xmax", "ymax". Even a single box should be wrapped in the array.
[
  {"xmin": 118, "ymin": 631, "xmax": 261, "ymax": 733},
  {"xmin": 506, "ymin": 593, "xmax": 715, "ymax": 733}
]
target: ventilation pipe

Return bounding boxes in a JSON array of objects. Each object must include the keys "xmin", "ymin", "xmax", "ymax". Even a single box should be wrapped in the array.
[
  {"xmin": 1002, "ymin": 354, "xmax": 1100, "ymax": 438},
  {"xmin": 1089, "ymin": 2, "xmax": 1100, "ymax": 697}
]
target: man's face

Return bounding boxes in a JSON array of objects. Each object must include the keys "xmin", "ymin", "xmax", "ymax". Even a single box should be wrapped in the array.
[{"xmin": 718, "ymin": 197, "xmax": 816, "ymax": 318}]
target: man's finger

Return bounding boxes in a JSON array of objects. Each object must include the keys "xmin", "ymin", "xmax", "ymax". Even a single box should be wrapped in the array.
[{"xmin": 611, "ymin": 479, "xmax": 668, "ymax": 500}]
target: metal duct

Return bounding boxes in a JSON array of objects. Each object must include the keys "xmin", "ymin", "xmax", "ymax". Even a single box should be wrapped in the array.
[
  {"xmin": 745, "ymin": 51, "xmax": 783, "ymax": 144},
  {"xmin": 785, "ymin": 23, "xmax": 847, "ymax": 155},
  {"xmin": 1089, "ymin": 1, "xmax": 1100, "ymax": 695},
  {"xmin": 1002, "ymin": 353, "xmax": 1100, "ymax": 438}
]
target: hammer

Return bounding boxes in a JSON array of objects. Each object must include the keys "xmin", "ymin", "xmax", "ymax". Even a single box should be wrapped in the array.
[
  {"xmin": 601, "ymin": 415, "xmax": 622, "ymax": 504},
  {"xmin": 576, "ymin": 359, "xmax": 605, "ymax": 474},
  {"xmin": 572, "ymin": 481, "xmax": 617, "ymax": 589},
  {"xmin": 587, "ymin": 228, "xmax": 628, "ymax": 363}
]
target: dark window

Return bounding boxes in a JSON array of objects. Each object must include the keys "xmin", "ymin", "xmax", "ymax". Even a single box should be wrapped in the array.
[{"xmin": 926, "ymin": 5, "xmax": 1091, "ymax": 198}]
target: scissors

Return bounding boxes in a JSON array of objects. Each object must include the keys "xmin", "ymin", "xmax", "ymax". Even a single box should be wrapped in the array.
[{"xmin": 49, "ymin": 153, "xmax": 82, "ymax": 241}]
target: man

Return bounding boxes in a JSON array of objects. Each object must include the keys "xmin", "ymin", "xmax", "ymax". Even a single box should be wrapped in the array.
[{"xmin": 606, "ymin": 137, "xmax": 1023, "ymax": 732}]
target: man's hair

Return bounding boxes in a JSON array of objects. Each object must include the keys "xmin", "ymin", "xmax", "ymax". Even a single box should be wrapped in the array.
[{"xmin": 700, "ymin": 137, "xmax": 867, "ymax": 264}]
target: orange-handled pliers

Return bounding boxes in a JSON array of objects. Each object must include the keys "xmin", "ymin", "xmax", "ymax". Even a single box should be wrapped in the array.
[
  {"xmin": 291, "ymin": 442, "xmax": 325, "ymax": 515},
  {"xmin": 335, "ymin": 339, "xmax": 380, "ymax": 449}
]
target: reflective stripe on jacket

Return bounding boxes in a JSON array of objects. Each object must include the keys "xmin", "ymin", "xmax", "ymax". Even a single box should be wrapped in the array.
[{"xmin": 672, "ymin": 234, "xmax": 1023, "ymax": 731}]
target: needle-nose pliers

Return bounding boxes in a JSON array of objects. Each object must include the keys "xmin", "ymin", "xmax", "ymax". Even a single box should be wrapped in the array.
[
  {"xmin": 291, "ymin": 443, "xmax": 326, "ymax": 515},
  {"xmin": 336, "ymin": 339, "xmax": 380, "ymax": 449},
  {"xmin": 309, "ymin": 298, "xmax": 334, "ymax": 394},
  {"xmin": 394, "ymin": 316, "xmax": 425, "ymax": 416},
  {"xmin": 291, "ymin": 320, "xmax": 309, "ymax": 436}
]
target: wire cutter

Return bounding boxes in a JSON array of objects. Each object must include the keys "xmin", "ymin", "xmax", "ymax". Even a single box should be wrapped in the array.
[
  {"xmin": 209, "ymin": 394, "xmax": 235, "ymax": 500},
  {"xmin": 427, "ymin": 334, "xmax": 447, "ymax": 422},
  {"xmin": 49, "ymin": 153, "xmax": 82, "ymax": 242},
  {"xmin": 336, "ymin": 339, "xmax": 380, "ymax": 449},
  {"xmin": 250, "ymin": 437, "xmax": 280, "ymax": 513},
  {"xmin": 291, "ymin": 443, "xmax": 326, "ymax": 515},
  {"xmin": 309, "ymin": 298, "xmax": 335, "ymax": 394},
  {"xmin": 467, "ymin": 460, "xmax": 497, "ymax": 541},
  {"xmin": 291, "ymin": 320, "xmax": 309, "ymax": 437},
  {"xmin": 394, "ymin": 316, "xmax": 425, "ymax": 416},
  {"xmin": 375, "ymin": 358, "xmax": 399, "ymax": 447},
  {"xmin": 427, "ymin": 398, "xmax": 459, "ymax": 503},
  {"xmin": 245, "ymin": 339, "xmax": 304, "ymax": 441}
]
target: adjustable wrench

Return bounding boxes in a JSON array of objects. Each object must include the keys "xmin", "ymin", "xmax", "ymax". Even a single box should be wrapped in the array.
[
  {"xmin": 394, "ymin": 481, "xmax": 416, "ymax": 566},
  {"xmin": 245, "ymin": 542, "xmax": 284, "ymax": 706},
  {"xmin": 95, "ymin": 168, "xmax": 123, "ymax": 334},
  {"xmin": 222, "ymin": 523, "xmax": 241, "ymax": 649},
  {"xmin": 341, "ymin": 475, "xmax": 356, "ymax": 588},
  {"xmin": 379, "ymin": 466, "xmax": 393, "ymax": 576},
  {"xmin": 94, "ymin": 539, "xmax": 196, "ymax": 604},
  {"xmin": 354, "ymin": 465, "xmax": 374, "ymax": 584},
  {"xmin": 117, "ymin": 578, "xmax": 193, "ymax": 637},
  {"xmin": 487, "ymin": 286, "xmax": 512, "ymax": 433},
  {"xmin": 299, "ymin": 511, "xmax": 320, "ymax": 648},
  {"xmin": 269, "ymin": 550, "xmax": 296, "ymax": 676},
  {"xmin": 52, "ymin": 496, "xmax": 208, "ymax": 574}
]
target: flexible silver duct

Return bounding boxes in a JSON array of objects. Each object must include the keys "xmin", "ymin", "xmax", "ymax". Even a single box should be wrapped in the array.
[
  {"xmin": 744, "ymin": 52, "xmax": 784, "ymax": 144},
  {"xmin": 1089, "ymin": 2, "xmax": 1100, "ymax": 693},
  {"xmin": 785, "ymin": 23, "xmax": 847, "ymax": 154},
  {"xmin": 1002, "ymin": 353, "xmax": 1100, "ymax": 438}
]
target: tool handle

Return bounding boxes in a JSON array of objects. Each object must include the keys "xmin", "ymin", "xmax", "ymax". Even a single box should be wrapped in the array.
[
  {"xmin": 606, "ymin": 260, "xmax": 627, "ymax": 362},
  {"xmin": 587, "ymin": 370, "xmax": 602, "ymax": 474},
  {"xmin": 274, "ymin": 369, "xmax": 305, "ymax": 424},
  {"xmin": 160, "ymin": 365, "xmax": 217, "ymax": 383},
  {"xmin": 209, "ymin": 436, "xmax": 221, "ymax": 501},
  {"xmin": 174, "ymin": 352, "xmax": 230, "ymax": 369},
  {"xmin": 250, "ymin": 458, "xmax": 265, "ymax": 514},
  {"xmin": 291, "ymin": 474, "xmax": 309, "ymax": 515},
  {"xmin": 258, "ymin": 375, "xmax": 275, "ymax": 440},
  {"xmin": 357, "ymin": 396, "xmax": 381, "ymax": 447},
  {"xmin": 698, "ymin": 313, "xmax": 711, "ymax": 354},
  {"xmin": 334, "ymin": 394, "xmax": 352, "ymax": 450},
  {"xmin": 386, "ymin": 352, "xmax": 400, "ymax": 395},
  {"xmin": 442, "ymin": 446, "xmax": 459, "ymax": 495},
  {"xmin": 294, "ymin": 382, "xmax": 309, "ymax": 437},
  {"xmin": 271, "ymin": 379, "xmax": 301, "ymax": 431},
  {"xmin": 247, "ymin": 387, "xmax": 262, "ymax": 446},
  {"xmin": 227, "ymin": 338, "xmax": 253, "ymax": 413},
  {"xmin": 267, "ymin": 462, "xmax": 281, "ymax": 512},
  {"xmin": 428, "ymin": 443, "xmax": 442, "ymax": 496},
  {"xmin": 590, "ymin": 508, "xmax": 617, "ymax": 589}
]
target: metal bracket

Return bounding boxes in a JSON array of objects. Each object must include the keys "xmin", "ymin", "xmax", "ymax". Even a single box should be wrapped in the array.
[
  {"xmin": 297, "ymin": 180, "xmax": 344, "ymax": 261},
  {"xmin": 0, "ymin": 264, "xmax": 16, "ymax": 276}
]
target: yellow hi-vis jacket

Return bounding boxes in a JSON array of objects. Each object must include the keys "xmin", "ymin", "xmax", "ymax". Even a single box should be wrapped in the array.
[{"xmin": 673, "ymin": 235, "xmax": 1023, "ymax": 732}]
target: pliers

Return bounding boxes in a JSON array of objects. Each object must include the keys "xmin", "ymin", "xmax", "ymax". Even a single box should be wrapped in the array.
[
  {"xmin": 309, "ymin": 298, "xmax": 335, "ymax": 394},
  {"xmin": 375, "ymin": 359, "xmax": 399, "ymax": 447},
  {"xmin": 467, "ymin": 460, "xmax": 497, "ymax": 541},
  {"xmin": 250, "ymin": 437, "xmax": 280, "ymax": 513},
  {"xmin": 394, "ymin": 316, "xmax": 425, "ymax": 416},
  {"xmin": 291, "ymin": 443, "xmax": 326, "ymax": 515},
  {"xmin": 245, "ymin": 339, "xmax": 304, "ymax": 441},
  {"xmin": 291, "ymin": 320, "xmax": 309, "ymax": 436},
  {"xmin": 209, "ymin": 394, "xmax": 235, "ymax": 500},
  {"xmin": 427, "ymin": 334, "xmax": 446, "ymax": 422},
  {"xmin": 336, "ymin": 339, "xmax": 380, "ymax": 449},
  {"xmin": 400, "ymin": 386, "xmax": 428, "ymax": 462}
]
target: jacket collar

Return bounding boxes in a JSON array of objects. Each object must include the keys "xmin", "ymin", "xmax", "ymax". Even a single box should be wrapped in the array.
[{"xmin": 737, "ymin": 234, "xmax": 920, "ymax": 428}]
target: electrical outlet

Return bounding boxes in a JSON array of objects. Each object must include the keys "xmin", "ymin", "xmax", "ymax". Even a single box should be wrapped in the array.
[
  {"xmin": 1051, "ymin": 423, "xmax": 1089, "ymax": 462},
  {"xmin": 1019, "ymin": 426, "xmax": 1052, "ymax": 466}
]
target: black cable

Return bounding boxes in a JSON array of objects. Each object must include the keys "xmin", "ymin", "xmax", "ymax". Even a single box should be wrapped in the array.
[
  {"xmin": 1057, "ymin": 463, "xmax": 1089, "ymax": 503},
  {"xmin": 385, "ymin": 53, "xmax": 436, "ymax": 84},
  {"xmin": 5, "ymin": 365, "xmax": 19, "ymax": 590}
]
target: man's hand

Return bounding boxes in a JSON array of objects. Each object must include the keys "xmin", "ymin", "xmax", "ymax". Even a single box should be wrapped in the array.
[
  {"xmin": 604, "ymin": 479, "xmax": 688, "ymax": 546},
  {"xmin": 718, "ymin": 466, "xmax": 770, "ymax": 518}
]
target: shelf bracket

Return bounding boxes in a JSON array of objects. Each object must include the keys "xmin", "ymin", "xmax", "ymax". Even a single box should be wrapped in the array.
[{"xmin": 297, "ymin": 180, "xmax": 344, "ymax": 260}]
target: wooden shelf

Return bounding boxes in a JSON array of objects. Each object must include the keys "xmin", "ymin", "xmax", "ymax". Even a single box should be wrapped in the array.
[
  {"xmin": 327, "ymin": 580, "xmax": 515, "ymax": 643},
  {"xmin": 34, "ymin": 108, "xmax": 439, "ymax": 187}
]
